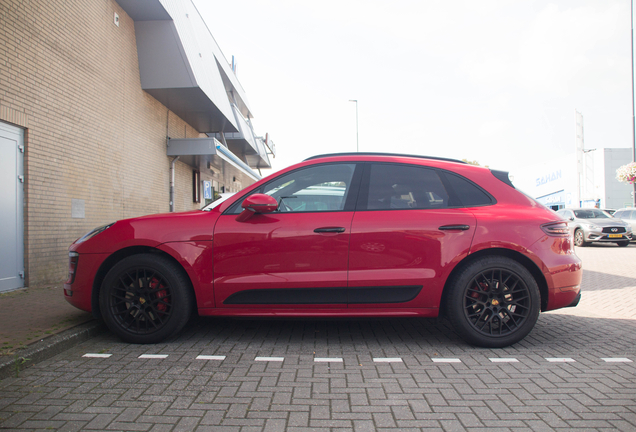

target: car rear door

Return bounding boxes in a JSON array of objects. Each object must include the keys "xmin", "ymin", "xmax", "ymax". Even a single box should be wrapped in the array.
[{"xmin": 348, "ymin": 163, "xmax": 486, "ymax": 310}]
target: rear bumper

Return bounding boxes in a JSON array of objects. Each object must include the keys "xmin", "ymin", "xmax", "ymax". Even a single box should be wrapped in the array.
[{"xmin": 566, "ymin": 292, "xmax": 581, "ymax": 308}]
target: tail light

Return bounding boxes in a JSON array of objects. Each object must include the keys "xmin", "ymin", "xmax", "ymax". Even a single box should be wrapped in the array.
[{"xmin": 541, "ymin": 221, "xmax": 570, "ymax": 237}]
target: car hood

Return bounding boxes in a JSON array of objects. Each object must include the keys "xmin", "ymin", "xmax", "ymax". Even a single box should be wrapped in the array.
[{"xmin": 71, "ymin": 210, "xmax": 221, "ymax": 253}]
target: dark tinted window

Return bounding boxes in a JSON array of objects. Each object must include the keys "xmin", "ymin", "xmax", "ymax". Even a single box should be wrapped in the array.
[
  {"xmin": 573, "ymin": 209, "xmax": 611, "ymax": 219},
  {"xmin": 363, "ymin": 164, "xmax": 451, "ymax": 210},
  {"xmin": 443, "ymin": 172, "xmax": 493, "ymax": 207},
  {"xmin": 228, "ymin": 163, "xmax": 356, "ymax": 214}
]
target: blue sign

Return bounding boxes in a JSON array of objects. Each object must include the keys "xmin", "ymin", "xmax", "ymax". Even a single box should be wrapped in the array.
[{"xmin": 203, "ymin": 181, "xmax": 212, "ymax": 200}]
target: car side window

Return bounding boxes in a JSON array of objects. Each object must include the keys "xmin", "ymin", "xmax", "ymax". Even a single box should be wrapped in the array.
[
  {"xmin": 442, "ymin": 172, "xmax": 494, "ymax": 207},
  {"xmin": 228, "ymin": 163, "xmax": 357, "ymax": 214},
  {"xmin": 362, "ymin": 164, "xmax": 451, "ymax": 210}
]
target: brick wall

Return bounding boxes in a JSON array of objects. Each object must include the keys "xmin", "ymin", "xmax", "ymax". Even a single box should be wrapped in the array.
[{"xmin": 0, "ymin": 0, "xmax": 256, "ymax": 286}]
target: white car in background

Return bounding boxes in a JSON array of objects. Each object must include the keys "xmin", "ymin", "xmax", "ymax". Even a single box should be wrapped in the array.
[{"xmin": 613, "ymin": 208, "xmax": 636, "ymax": 239}]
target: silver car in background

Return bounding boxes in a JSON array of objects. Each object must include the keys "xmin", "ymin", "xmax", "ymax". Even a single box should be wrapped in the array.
[{"xmin": 556, "ymin": 208, "xmax": 632, "ymax": 247}]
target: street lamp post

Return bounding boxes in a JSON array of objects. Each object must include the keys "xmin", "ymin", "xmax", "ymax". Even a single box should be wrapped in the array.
[
  {"xmin": 632, "ymin": 0, "xmax": 636, "ymax": 206},
  {"xmin": 632, "ymin": 0, "xmax": 636, "ymax": 207},
  {"xmin": 349, "ymin": 99, "xmax": 358, "ymax": 152}
]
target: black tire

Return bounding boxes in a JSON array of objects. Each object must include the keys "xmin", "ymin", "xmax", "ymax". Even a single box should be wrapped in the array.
[
  {"xmin": 446, "ymin": 256, "xmax": 540, "ymax": 348},
  {"xmin": 99, "ymin": 254, "xmax": 194, "ymax": 344},
  {"xmin": 573, "ymin": 229, "xmax": 587, "ymax": 247},
  {"xmin": 617, "ymin": 241, "xmax": 630, "ymax": 247}
]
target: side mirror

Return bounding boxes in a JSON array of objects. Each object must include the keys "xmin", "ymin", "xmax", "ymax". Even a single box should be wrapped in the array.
[{"xmin": 236, "ymin": 194, "xmax": 278, "ymax": 221}]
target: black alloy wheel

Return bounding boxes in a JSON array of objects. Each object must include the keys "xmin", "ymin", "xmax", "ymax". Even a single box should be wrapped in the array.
[
  {"xmin": 446, "ymin": 256, "xmax": 540, "ymax": 348},
  {"xmin": 99, "ymin": 254, "xmax": 194, "ymax": 344}
]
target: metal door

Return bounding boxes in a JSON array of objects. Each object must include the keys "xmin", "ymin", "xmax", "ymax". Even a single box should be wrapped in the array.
[{"xmin": 0, "ymin": 122, "xmax": 24, "ymax": 292}]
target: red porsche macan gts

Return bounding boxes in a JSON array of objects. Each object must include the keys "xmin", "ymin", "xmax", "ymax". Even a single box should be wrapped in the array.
[{"xmin": 65, "ymin": 153, "xmax": 582, "ymax": 347}]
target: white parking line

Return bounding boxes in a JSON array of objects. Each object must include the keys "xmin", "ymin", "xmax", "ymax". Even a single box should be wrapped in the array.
[
  {"xmin": 80, "ymin": 354, "xmax": 632, "ymax": 364},
  {"xmin": 196, "ymin": 355, "xmax": 226, "ymax": 361}
]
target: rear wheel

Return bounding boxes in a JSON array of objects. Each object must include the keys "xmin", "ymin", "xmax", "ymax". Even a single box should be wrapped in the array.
[
  {"xmin": 446, "ymin": 256, "xmax": 540, "ymax": 348},
  {"xmin": 573, "ymin": 229, "xmax": 587, "ymax": 247},
  {"xmin": 99, "ymin": 254, "xmax": 194, "ymax": 344}
]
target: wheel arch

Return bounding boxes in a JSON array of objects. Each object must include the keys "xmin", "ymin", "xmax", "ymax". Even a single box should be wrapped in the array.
[
  {"xmin": 439, "ymin": 247, "xmax": 549, "ymax": 317},
  {"xmin": 91, "ymin": 246, "xmax": 195, "ymax": 320}
]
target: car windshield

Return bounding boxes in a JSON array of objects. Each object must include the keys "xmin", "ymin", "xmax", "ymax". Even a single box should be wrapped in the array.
[
  {"xmin": 573, "ymin": 209, "xmax": 611, "ymax": 219},
  {"xmin": 201, "ymin": 193, "xmax": 236, "ymax": 211}
]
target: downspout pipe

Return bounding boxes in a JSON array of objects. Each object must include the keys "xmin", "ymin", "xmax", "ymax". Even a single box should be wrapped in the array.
[{"xmin": 170, "ymin": 156, "xmax": 180, "ymax": 212}]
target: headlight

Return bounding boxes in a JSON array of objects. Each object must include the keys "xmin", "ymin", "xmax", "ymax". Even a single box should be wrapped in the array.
[
  {"xmin": 76, "ymin": 223, "xmax": 115, "ymax": 244},
  {"xmin": 586, "ymin": 224, "xmax": 599, "ymax": 230}
]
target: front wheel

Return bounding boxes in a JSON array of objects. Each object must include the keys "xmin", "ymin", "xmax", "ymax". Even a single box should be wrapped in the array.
[
  {"xmin": 617, "ymin": 241, "xmax": 630, "ymax": 247},
  {"xmin": 573, "ymin": 229, "xmax": 587, "ymax": 247},
  {"xmin": 99, "ymin": 254, "xmax": 194, "ymax": 344},
  {"xmin": 446, "ymin": 256, "xmax": 540, "ymax": 348}
]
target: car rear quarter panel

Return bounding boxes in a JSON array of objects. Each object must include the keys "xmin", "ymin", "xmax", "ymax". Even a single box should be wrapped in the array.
[{"xmin": 469, "ymin": 204, "xmax": 582, "ymax": 310}]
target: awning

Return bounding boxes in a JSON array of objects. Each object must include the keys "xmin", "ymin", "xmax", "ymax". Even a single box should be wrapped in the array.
[
  {"xmin": 166, "ymin": 138, "xmax": 261, "ymax": 181},
  {"xmin": 116, "ymin": 0, "xmax": 253, "ymax": 134},
  {"xmin": 215, "ymin": 144, "xmax": 261, "ymax": 182}
]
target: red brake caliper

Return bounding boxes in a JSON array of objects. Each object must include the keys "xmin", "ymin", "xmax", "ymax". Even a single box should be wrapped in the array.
[{"xmin": 149, "ymin": 277, "xmax": 169, "ymax": 313}]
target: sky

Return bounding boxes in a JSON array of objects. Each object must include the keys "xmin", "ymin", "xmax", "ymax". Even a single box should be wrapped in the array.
[{"xmin": 193, "ymin": 0, "xmax": 634, "ymax": 175}]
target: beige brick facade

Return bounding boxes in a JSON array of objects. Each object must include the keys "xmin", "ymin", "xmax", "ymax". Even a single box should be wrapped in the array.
[{"xmin": 0, "ymin": 0, "xmax": 257, "ymax": 286}]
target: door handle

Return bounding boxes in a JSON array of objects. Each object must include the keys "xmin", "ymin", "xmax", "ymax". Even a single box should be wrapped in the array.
[
  {"xmin": 439, "ymin": 224, "xmax": 470, "ymax": 231},
  {"xmin": 314, "ymin": 227, "xmax": 346, "ymax": 233}
]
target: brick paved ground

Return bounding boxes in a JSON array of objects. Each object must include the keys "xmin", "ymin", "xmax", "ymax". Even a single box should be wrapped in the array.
[
  {"xmin": 0, "ymin": 286, "xmax": 93, "ymax": 355},
  {"xmin": 1, "ymin": 245, "xmax": 635, "ymax": 431}
]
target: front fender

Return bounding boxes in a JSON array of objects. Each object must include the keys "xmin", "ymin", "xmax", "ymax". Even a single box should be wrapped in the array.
[{"xmin": 158, "ymin": 241, "xmax": 215, "ymax": 308}]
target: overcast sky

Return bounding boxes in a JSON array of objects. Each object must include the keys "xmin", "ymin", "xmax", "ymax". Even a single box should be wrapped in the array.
[{"xmin": 193, "ymin": 0, "xmax": 633, "ymax": 175}]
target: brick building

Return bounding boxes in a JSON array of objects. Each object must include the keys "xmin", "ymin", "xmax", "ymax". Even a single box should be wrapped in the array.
[{"xmin": 0, "ymin": 0, "xmax": 274, "ymax": 292}]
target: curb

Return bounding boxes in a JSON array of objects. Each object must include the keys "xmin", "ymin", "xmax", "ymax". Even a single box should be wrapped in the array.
[{"xmin": 0, "ymin": 320, "xmax": 106, "ymax": 380}]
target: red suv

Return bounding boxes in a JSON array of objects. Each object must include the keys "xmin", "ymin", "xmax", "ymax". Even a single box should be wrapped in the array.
[{"xmin": 64, "ymin": 153, "xmax": 582, "ymax": 347}]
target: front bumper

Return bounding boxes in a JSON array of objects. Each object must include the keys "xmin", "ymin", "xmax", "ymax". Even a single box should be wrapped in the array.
[
  {"xmin": 64, "ymin": 252, "xmax": 109, "ymax": 313},
  {"xmin": 585, "ymin": 231, "xmax": 632, "ymax": 243}
]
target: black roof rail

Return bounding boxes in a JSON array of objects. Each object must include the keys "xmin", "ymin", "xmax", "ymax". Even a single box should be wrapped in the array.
[{"xmin": 303, "ymin": 152, "xmax": 466, "ymax": 164}]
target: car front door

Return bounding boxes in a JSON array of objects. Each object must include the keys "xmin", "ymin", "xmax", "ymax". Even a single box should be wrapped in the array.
[
  {"xmin": 213, "ymin": 163, "xmax": 360, "ymax": 309},
  {"xmin": 348, "ymin": 163, "xmax": 485, "ymax": 310}
]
